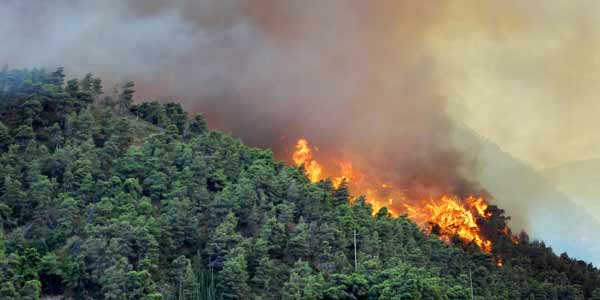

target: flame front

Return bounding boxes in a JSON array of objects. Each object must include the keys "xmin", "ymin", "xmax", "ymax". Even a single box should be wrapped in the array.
[
  {"xmin": 405, "ymin": 196, "xmax": 492, "ymax": 252},
  {"xmin": 292, "ymin": 139, "xmax": 323, "ymax": 182},
  {"xmin": 291, "ymin": 138, "xmax": 494, "ymax": 252}
]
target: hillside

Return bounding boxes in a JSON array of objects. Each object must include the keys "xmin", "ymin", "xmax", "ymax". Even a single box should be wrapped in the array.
[
  {"xmin": 454, "ymin": 127, "xmax": 600, "ymax": 266},
  {"xmin": 542, "ymin": 159, "xmax": 600, "ymax": 221},
  {"xmin": 1, "ymin": 68, "xmax": 600, "ymax": 300}
]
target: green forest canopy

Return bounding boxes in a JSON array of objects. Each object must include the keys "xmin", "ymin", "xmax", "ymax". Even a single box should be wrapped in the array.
[{"xmin": 0, "ymin": 67, "xmax": 599, "ymax": 299}]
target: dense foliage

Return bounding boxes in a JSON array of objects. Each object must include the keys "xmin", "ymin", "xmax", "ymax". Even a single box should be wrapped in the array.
[{"xmin": 1, "ymin": 67, "xmax": 599, "ymax": 299}]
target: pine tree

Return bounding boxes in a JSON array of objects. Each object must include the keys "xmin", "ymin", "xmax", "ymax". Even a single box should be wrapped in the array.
[
  {"xmin": 21, "ymin": 280, "xmax": 42, "ymax": 300},
  {"xmin": 259, "ymin": 217, "xmax": 287, "ymax": 259},
  {"xmin": 0, "ymin": 121, "xmax": 12, "ymax": 151},
  {"xmin": 117, "ymin": 81, "xmax": 135, "ymax": 115},
  {"xmin": 332, "ymin": 180, "xmax": 349, "ymax": 207},
  {"xmin": 281, "ymin": 260, "xmax": 323, "ymax": 300},
  {"xmin": 0, "ymin": 282, "xmax": 19, "ymax": 300},
  {"xmin": 286, "ymin": 217, "xmax": 309, "ymax": 262},
  {"xmin": 101, "ymin": 258, "xmax": 163, "ymax": 300},
  {"xmin": 170, "ymin": 256, "xmax": 197, "ymax": 300},
  {"xmin": 209, "ymin": 212, "xmax": 242, "ymax": 270},
  {"xmin": 189, "ymin": 113, "xmax": 208, "ymax": 137},
  {"xmin": 252, "ymin": 256, "xmax": 278, "ymax": 300},
  {"xmin": 14, "ymin": 124, "xmax": 34, "ymax": 148},
  {"xmin": 219, "ymin": 247, "xmax": 250, "ymax": 300},
  {"xmin": 159, "ymin": 196, "xmax": 200, "ymax": 256}
]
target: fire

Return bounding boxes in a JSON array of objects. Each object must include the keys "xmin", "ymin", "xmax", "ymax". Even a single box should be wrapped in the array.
[
  {"xmin": 404, "ymin": 196, "xmax": 492, "ymax": 252},
  {"xmin": 496, "ymin": 259, "xmax": 504, "ymax": 267},
  {"xmin": 292, "ymin": 139, "xmax": 323, "ymax": 182},
  {"xmin": 292, "ymin": 138, "xmax": 312, "ymax": 165},
  {"xmin": 290, "ymin": 138, "xmax": 495, "ymax": 252},
  {"xmin": 293, "ymin": 139, "xmax": 354, "ymax": 189},
  {"xmin": 332, "ymin": 161, "xmax": 353, "ymax": 188}
]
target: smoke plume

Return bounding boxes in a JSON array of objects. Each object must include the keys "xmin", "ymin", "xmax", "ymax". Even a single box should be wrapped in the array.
[
  {"xmin": 3, "ymin": 0, "xmax": 600, "ymax": 264},
  {"xmin": 1, "ymin": 1, "xmax": 473, "ymax": 189}
]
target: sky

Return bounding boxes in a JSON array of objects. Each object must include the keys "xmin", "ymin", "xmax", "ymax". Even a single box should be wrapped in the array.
[
  {"xmin": 3, "ymin": 1, "xmax": 599, "ymax": 170},
  {"xmin": 2, "ymin": 0, "xmax": 600, "ymax": 261},
  {"xmin": 434, "ymin": 1, "xmax": 600, "ymax": 170}
]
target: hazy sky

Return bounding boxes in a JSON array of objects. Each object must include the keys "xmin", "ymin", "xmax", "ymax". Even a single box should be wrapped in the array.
[
  {"xmin": 3, "ymin": 0, "xmax": 600, "ymax": 263},
  {"xmin": 433, "ymin": 1, "xmax": 600, "ymax": 170},
  {"xmin": 3, "ymin": 1, "xmax": 599, "ymax": 170}
]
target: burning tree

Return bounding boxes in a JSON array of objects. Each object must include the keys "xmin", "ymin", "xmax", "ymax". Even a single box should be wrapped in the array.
[{"xmin": 289, "ymin": 138, "xmax": 518, "ymax": 257}]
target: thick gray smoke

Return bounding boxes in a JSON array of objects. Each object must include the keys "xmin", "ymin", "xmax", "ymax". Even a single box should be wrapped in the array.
[
  {"xmin": 1, "ymin": 0, "xmax": 470, "ymax": 189},
  {"xmin": 3, "ymin": 0, "xmax": 600, "ymax": 264}
]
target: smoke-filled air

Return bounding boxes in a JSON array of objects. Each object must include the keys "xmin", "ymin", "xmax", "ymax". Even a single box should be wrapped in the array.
[
  {"xmin": 3, "ymin": 0, "xmax": 600, "ymax": 267},
  {"xmin": 0, "ymin": 0, "xmax": 600, "ymax": 262}
]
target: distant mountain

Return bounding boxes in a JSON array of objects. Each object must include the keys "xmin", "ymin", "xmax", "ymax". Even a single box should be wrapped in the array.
[
  {"xmin": 542, "ymin": 159, "xmax": 600, "ymax": 222},
  {"xmin": 455, "ymin": 127, "xmax": 600, "ymax": 265}
]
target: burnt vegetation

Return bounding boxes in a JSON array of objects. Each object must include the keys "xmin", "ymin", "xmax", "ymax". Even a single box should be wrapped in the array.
[{"xmin": 0, "ymin": 67, "xmax": 599, "ymax": 299}]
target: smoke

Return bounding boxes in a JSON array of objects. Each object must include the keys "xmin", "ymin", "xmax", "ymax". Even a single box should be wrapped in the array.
[
  {"xmin": 436, "ymin": 1, "xmax": 600, "ymax": 169},
  {"xmin": 1, "ymin": 0, "xmax": 470, "ymax": 187},
  {"xmin": 3, "ymin": 0, "xmax": 600, "ymax": 263}
]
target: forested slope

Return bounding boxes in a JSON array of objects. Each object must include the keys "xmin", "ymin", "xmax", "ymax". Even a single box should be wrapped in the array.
[
  {"xmin": 543, "ymin": 159, "xmax": 600, "ymax": 220},
  {"xmin": 0, "ymin": 68, "xmax": 599, "ymax": 299},
  {"xmin": 454, "ymin": 126, "xmax": 600, "ymax": 266}
]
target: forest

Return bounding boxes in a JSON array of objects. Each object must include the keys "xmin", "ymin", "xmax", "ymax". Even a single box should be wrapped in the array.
[{"xmin": 0, "ymin": 67, "xmax": 599, "ymax": 299}]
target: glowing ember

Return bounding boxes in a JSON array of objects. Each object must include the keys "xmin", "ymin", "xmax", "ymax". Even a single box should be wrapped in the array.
[
  {"xmin": 290, "ymin": 138, "xmax": 496, "ymax": 252},
  {"xmin": 496, "ymin": 259, "xmax": 504, "ymax": 267}
]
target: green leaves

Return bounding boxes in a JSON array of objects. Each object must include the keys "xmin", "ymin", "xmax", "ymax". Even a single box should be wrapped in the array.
[
  {"xmin": 371, "ymin": 264, "xmax": 446, "ymax": 300},
  {"xmin": 21, "ymin": 280, "xmax": 42, "ymax": 300},
  {"xmin": 282, "ymin": 260, "xmax": 324, "ymax": 300},
  {"xmin": 101, "ymin": 258, "xmax": 162, "ymax": 300},
  {"xmin": 219, "ymin": 247, "xmax": 250, "ymax": 300},
  {"xmin": 322, "ymin": 273, "xmax": 369, "ymax": 300},
  {"xmin": 0, "ymin": 281, "xmax": 19, "ymax": 300},
  {"xmin": 286, "ymin": 217, "xmax": 309, "ymax": 262},
  {"xmin": 209, "ymin": 212, "xmax": 242, "ymax": 271},
  {"xmin": 0, "ymin": 67, "xmax": 597, "ymax": 300}
]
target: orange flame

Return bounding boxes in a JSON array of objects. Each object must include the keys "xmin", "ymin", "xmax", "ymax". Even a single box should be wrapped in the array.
[
  {"xmin": 404, "ymin": 196, "xmax": 492, "ymax": 252},
  {"xmin": 332, "ymin": 161, "xmax": 353, "ymax": 188},
  {"xmin": 292, "ymin": 139, "xmax": 323, "ymax": 182},
  {"xmin": 290, "ymin": 138, "xmax": 496, "ymax": 252}
]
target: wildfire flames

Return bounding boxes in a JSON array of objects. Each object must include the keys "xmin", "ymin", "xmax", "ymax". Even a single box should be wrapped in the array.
[
  {"xmin": 291, "ymin": 138, "xmax": 495, "ymax": 252},
  {"xmin": 292, "ymin": 139, "xmax": 323, "ymax": 183},
  {"xmin": 405, "ymin": 196, "xmax": 492, "ymax": 252}
]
